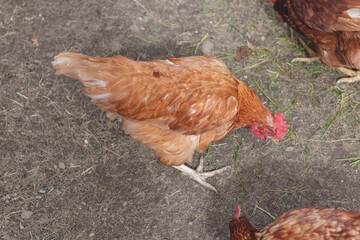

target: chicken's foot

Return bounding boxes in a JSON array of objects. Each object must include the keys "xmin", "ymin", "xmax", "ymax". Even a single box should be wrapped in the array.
[
  {"xmin": 173, "ymin": 157, "xmax": 229, "ymax": 193},
  {"xmin": 337, "ymin": 67, "xmax": 360, "ymax": 84},
  {"xmin": 292, "ymin": 38, "xmax": 320, "ymax": 63},
  {"xmin": 291, "ymin": 56, "xmax": 320, "ymax": 63},
  {"xmin": 298, "ymin": 37, "xmax": 317, "ymax": 57}
]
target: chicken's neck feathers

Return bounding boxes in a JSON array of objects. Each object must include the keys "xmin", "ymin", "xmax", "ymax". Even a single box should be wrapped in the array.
[{"xmin": 233, "ymin": 81, "xmax": 273, "ymax": 130}]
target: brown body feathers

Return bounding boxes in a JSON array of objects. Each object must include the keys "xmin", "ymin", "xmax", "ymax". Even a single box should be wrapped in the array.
[
  {"xmin": 273, "ymin": 0, "xmax": 360, "ymax": 70},
  {"xmin": 230, "ymin": 206, "xmax": 360, "ymax": 240},
  {"xmin": 52, "ymin": 53, "xmax": 288, "ymax": 167}
]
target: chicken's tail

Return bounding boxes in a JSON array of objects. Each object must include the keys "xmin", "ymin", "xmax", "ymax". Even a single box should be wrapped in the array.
[
  {"xmin": 52, "ymin": 52, "xmax": 108, "ymax": 82},
  {"xmin": 52, "ymin": 52, "xmax": 123, "ymax": 106}
]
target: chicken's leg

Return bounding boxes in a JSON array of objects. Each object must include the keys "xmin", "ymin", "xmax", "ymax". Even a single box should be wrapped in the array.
[
  {"xmin": 292, "ymin": 56, "xmax": 320, "ymax": 63},
  {"xmin": 173, "ymin": 157, "xmax": 229, "ymax": 193},
  {"xmin": 292, "ymin": 38, "xmax": 320, "ymax": 63},
  {"xmin": 337, "ymin": 67, "xmax": 360, "ymax": 84}
]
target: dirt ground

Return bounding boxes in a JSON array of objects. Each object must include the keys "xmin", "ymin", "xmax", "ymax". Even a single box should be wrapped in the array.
[{"xmin": 1, "ymin": 0, "xmax": 360, "ymax": 239}]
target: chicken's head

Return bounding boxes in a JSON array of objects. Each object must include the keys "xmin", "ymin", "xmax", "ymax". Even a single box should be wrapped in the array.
[
  {"xmin": 251, "ymin": 113, "xmax": 289, "ymax": 142},
  {"xmin": 269, "ymin": 0, "xmax": 285, "ymax": 22},
  {"xmin": 229, "ymin": 206, "xmax": 257, "ymax": 240}
]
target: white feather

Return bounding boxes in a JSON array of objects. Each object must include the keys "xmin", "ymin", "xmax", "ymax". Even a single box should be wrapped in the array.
[
  {"xmin": 347, "ymin": 8, "xmax": 360, "ymax": 19},
  {"xmin": 164, "ymin": 59, "xmax": 175, "ymax": 65},
  {"xmin": 86, "ymin": 93, "xmax": 111, "ymax": 101},
  {"xmin": 80, "ymin": 77, "xmax": 107, "ymax": 87},
  {"xmin": 52, "ymin": 57, "xmax": 71, "ymax": 66}
]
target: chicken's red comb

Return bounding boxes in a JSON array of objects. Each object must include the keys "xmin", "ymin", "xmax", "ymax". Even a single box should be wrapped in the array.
[
  {"xmin": 235, "ymin": 205, "xmax": 241, "ymax": 219},
  {"xmin": 251, "ymin": 113, "xmax": 289, "ymax": 141},
  {"xmin": 273, "ymin": 113, "xmax": 290, "ymax": 141},
  {"xmin": 269, "ymin": 0, "xmax": 276, "ymax": 3}
]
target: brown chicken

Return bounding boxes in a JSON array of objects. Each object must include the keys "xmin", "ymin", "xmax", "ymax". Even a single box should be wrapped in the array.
[
  {"xmin": 230, "ymin": 206, "xmax": 360, "ymax": 240},
  {"xmin": 52, "ymin": 52, "xmax": 289, "ymax": 192},
  {"xmin": 270, "ymin": 0, "xmax": 360, "ymax": 84}
]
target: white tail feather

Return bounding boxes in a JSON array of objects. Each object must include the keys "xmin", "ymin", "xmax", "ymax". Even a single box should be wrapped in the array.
[
  {"xmin": 85, "ymin": 93, "xmax": 110, "ymax": 102},
  {"xmin": 79, "ymin": 77, "xmax": 107, "ymax": 87},
  {"xmin": 53, "ymin": 52, "xmax": 112, "ymax": 103},
  {"xmin": 52, "ymin": 56, "xmax": 72, "ymax": 67}
]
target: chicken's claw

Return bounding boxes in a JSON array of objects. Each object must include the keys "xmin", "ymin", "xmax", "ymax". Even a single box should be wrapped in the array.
[
  {"xmin": 173, "ymin": 157, "xmax": 229, "ymax": 193},
  {"xmin": 291, "ymin": 56, "xmax": 320, "ymax": 63},
  {"xmin": 337, "ymin": 67, "xmax": 360, "ymax": 84}
]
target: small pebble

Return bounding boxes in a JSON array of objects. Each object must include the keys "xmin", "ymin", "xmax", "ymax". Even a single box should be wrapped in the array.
[
  {"xmin": 285, "ymin": 147, "xmax": 294, "ymax": 152},
  {"xmin": 47, "ymin": 52, "xmax": 54, "ymax": 58},
  {"xmin": 58, "ymin": 162, "xmax": 66, "ymax": 169},
  {"xmin": 21, "ymin": 210, "xmax": 33, "ymax": 220},
  {"xmin": 129, "ymin": 23, "xmax": 140, "ymax": 33},
  {"xmin": 201, "ymin": 40, "xmax": 214, "ymax": 54},
  {"xmin": 38, "ymin": 189, "xmax": 46, "ymax": 194}
]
